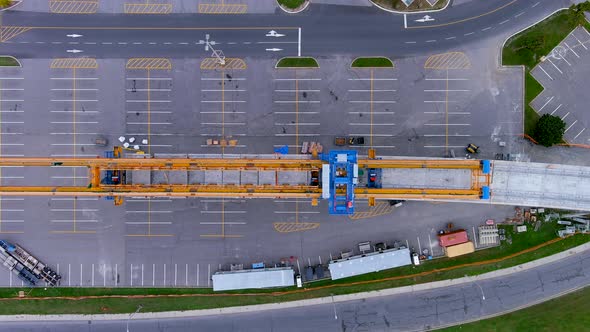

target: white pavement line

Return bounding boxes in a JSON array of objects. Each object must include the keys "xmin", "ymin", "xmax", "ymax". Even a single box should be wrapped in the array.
[
  {"xmin": 405, "ymin": 41, "xmax": 416, "ymax": 44},
  {"xmin": 50, "ymin": 78, "xmax": 98, "ymax": 80},
  {"xmin": 201, "ymin": 210, "xmax": 246, "ymax": 214},
  {"xmin": 52, "ymin": 220, "xmax": 98, "ymax": 223},
  {"xmin": 126, "ymin": 122, "xmax": 171, "ymax": 125},
  {"xmin": 349, "ymin": 123, "xmax": 395, "ymax": 126},
  {"xmin": 126, "ymin": 100, "xmax": 171, "ymax": 103},
  {"xmin": 274, "ymin": 111, "xmax": 318, "ymax": 114},
  {"xmin": 274, "ymin": 78, "xmax": 321, "ymax": 81},
  {"xmin": 115, "ymin": 264, "xmax": 118, "ymax": 287},
  {"xmin": 130, "ymin": 264, "xmax": 133, "ymax": 286},
  {"xmin": 417, "ymin": 237, "xmax": 421, "ymax": 253},
  {"xmin": 499, "ymin": 19, "xmax": 510, "ymax": 25},
  {"xmin": 562, "ymin": 112, "xmax": 570, "ymax": 120},
  {"xmin": 560, "ymin": 53, "xmax": 572, "ymax": 66},
  {"xmin": 546, "ymin": 58, "xmax": 563, "ymax": 74},
  {"xmin": 201, "ymin": 78, "xmax": 246, "ymax": 81},
  {"xmin": 200, "ymin": 111, "xmax": 245, "ymax": 114},
  {"xmin": 185, "ymin": 264, "xmax": 188, "ymax": 286},
  {"xmin": 349, "ymin": 101, "xmax": 396, "ymax": 104},
  {"xmin": 52, "ymin": 88, "xmax": 98, "ymax": 91},
  {"xmin": 51, "ymin": 99, "xmax": 97, "ymax": 102},
  {"xmin": 532, "ymin": 1, "xmax": 539, "ymax": 7},
  {"xmin": 274, "ymin": 101, "xmax": 320, "ymax": 104},
  {"xmin": 426, "ymin": 40, "xmax": 436, "ymax": 43},
  {"xmin": 276, "ymin": 89, "xmax": 320, "ymax": 92},
  {"xmin": 197, "ymin": 264, "xmax": 199, "ymax": 286},
  {"xmin": 564, "ymin": 42, "xmax": 580, "ymax": 58},
  {"xmin": 201, "ymin": 101, "xmax": 246, "ymax": 103},
  {"xmin": 424, "ymin": 123, "xmax": 470, "ymax": 126},
  {"xmin": 0, "ymin": 88, "xmax": 23, "ymax": 91},
  {"xmin": 296, "ymin": 259, "xmax": 301, "ymax": 275},
  {"xmin": 514, "ymin": 12, "xmax": 524, "ymax": 18},
  {"xmin": 318, "ymin": 256, "xmax": 322, "ymax": 265},
  {"xmin": 127, "ymin": 111, "xmax": 171, "ymax": 114},
  {"xmin": 472, "ymin": 226, "xmax": 478, "ymax": 248},
  {"xmin": 298, "ymin": 27, "xmax": 301, "ymax": 57},
  {"xmin": 404, "ymin": 14, "xmax": 407, "ymax": 28},
  {"xmin": 424, "ymin": 89, "xmax": 470, "ymax": 92},
  {"xmin": 425, "ymin": 78, "xmax": 469, "ymax": 81},
  {"xmin": 573, "ymin": 34, "xmax": 588, "ymax": 50},
  {"xmin": 348, "ymin": 134, "xmax": 393, "ymax": 137},
  {"xmin": 51, "ymin": 121, "xmax": 98, "ymax": 124},
  {"xmin": 329, "ymin": 253, "xmax": 333, "ymax": 260},
  {"xmin": 481, "ymin": 27, "xmax": 491, "ymax": 31},
  {"xmin": 126, "ymin": 78, "xmax": 172, "ymax": 81},
  {"xmin": 347, "ymin": 78, "xmax": 397, "ymax": 81},
  {"xmin": 153, "ymin": 264, "xmax": 156, "ymax": 286},
  {"xmin": 574, "ymin": 128, "xmax": 586, "ymax": 140},
  {"xmin": 351, "ymin": 145, "xmax": 395, "ymax": 149},
  {"xmin": 0, "ymin": 99, "xmax": 23, "ymax": 102},
  {"xmin": 125, "ymin": 222, "xmax": 172, "ymax": 225},
  {"xmin": 445, "ymin": 36, "xmax": 456, "ymax": 40},
  {"xmin": 92, "ymin": 264, "xmax": 95, "ymax": 287},
  {"xmin": 464, "ymin": 32, "xmax": 475, "ymax": 36},
  {"xmin": 51, "ymin": 208, "xmax": 97, "ymax": 212},
  {"xmin": 199, "ymin": 222, "xmax": 246, "ymax": 225},
  {"xmin": 424, "ymin": 145, "xmax": 465, "ymax": 148},
  {"xmin": 275, "ymin": 122, "xmax": 319, "ymax": 126},
  {"xmin": 103, "ymin": 264, "xmax": 106, "ymax": 287},
  {"xmin": 80, "ymin": 264, "xmax": 83, "ymax": 286},
  {"xmin": 565, "ymin": 120, "xmax": 578, "ymax": 133},
  {"xmin": 202, "ymin": 89, "xmax": 246, "ymax": 92},
  {"xmin": 68, "ymin": 264, "xmax": 71, "ymax": 287},
  {"xmin": 142, "ymin": 264, "xmax": 144, "ymax": 287},
  {"xmin": 274, "ymin": 211, "xmax": 319, "ymax": 214},
  {"xmin": 428, "ymin": 234, "xmax": 433, "ymax": 255},
  {"xmin": 424, "ymin": 134, "xmax": 471, "ymax": 137},
  {"xmin": 9, "ymin": 268, "xmax": 12, "ymax": 287},
  {"xmin": 538, "ymin": 96, "xmax": 554, "ymax": 112},
  {"xmin": 348, "ymin": 89, "xmax": 396, "ymax": 92},
  {"xmin": 550, "ymin": 104, "xmax": 562, "ymax": 115},
  {"xmin": 207, "ymin": 264, "xmax": 210, "ymax": 287},
  {"xmin": 405, "ymin": 239, "xmax": 409, "ymax": 249},
  {"xmin": 274, "ymin": 134, "xmax": 320, "ymax": 137},
  {"xmin": 0, "ymin": 78, "xmax": 23, "ymax": 80},
  {"xmin": 174, "ymin": 264, "xmax": 177, "ymax": 286},
  {"xmin": 126, "ymin": 89, "xmax": 171, "ymax": 92},
  {"xmin": 348, "ymin": 111, "xmax": 394, "ymax": 114},
  {"xmin": 538, "ymin": 65, "xmax": 553, "ymax": 80}
]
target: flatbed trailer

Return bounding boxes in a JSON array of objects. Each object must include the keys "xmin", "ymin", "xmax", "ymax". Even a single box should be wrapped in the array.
[{"xmin": 0, "ymin": 240, "xmax": 61, "ymax": 286}]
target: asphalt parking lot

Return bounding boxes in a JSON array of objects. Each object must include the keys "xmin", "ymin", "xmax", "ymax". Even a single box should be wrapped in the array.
[
  {"xmin": 530, "ymin": 26, "xmax": 590, "ymax": 145},
  {"xmin": 0, "ymin": 49, "xmax": 525, "ymax": 287}
]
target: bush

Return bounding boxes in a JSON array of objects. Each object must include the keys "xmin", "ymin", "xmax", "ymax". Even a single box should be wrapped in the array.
[
  {"xmin": 0, "ymin": 0, "xmax": 11, "ymax": 8},
  {"xmin": 533, "ymin": 114, "xmax": 566, "ymax": 147}
]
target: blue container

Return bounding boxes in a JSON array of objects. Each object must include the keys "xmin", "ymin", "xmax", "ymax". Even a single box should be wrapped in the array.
[
  {"xmin": 481, "ymin": 186, "xmax": 490, "ymax": 200},
  {"xmin": 481, "ymin": 160, "xmax": 491, "ymax": 174}
]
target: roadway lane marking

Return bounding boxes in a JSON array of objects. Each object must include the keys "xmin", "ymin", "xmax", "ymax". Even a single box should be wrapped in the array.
[
  {"xmin": 538, "ymin": 65, "xmax": 553, "ymax": 80},
  {"xmin": 499, "ymin": 19, "xmax": 510, "ymax": 25},
  {"xmin": 200, "ymin": 222, "xmax": 247, "ymax": 225},
  {"xmin": 565, "ymin": 120, "xmax": 578, "ymax": 133},
  {"xmin": 298, "ymin": 27, "xmax": 301, "ymax": 56},
  {"xmin": 426, "ymin": 40, "xmax": 436, "ymax": 43},
  {"xmin": 514, "ymin": 12, "xmax": 524, "ymax": 18},
  {"xmin": 538, "ymin": 96, "xmax": 554, "ymax": 112},
  {"xmin": 406, "ymin": 0, "xmax": 517, "ymax": 29},
  {"xmin": 574, "ymin": 128, "xmax": 586, "ymax": 140},
  {"xmin": 550, "ymin": 104, "xmax": 562, "ymax": 115},
  {"xmin": 561, "ymin": 112, "xmax": 570, "ymax": 120},
  {"xmin": 405, "ymin": 41, "xmax": 416, "ymax": 44},
  {"xmin": 464, "ymin": 32, "xmax": 474, "ymax": 36},
  {"xmin": 481, "ymin": 27, "xmax": 491, "ymax": 32},
  {"xmin": 532, "ymin": 2, "xmax": 539, "ymax": 7},
  {"xmin": 445, "ymin": 36, "xmax": 456, "ymax": 40}
]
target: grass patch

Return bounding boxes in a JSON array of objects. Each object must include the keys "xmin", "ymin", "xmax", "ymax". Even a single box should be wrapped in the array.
[
  {"xmin": 277, "ymin": 0, "xmax": 305, "ymax": 10},
  {"xmin": 441, "ymin": 285, "xmax": 590, "ymax": 331},
  {"xmin": 351, "ymin": 57, "xmax": 394, "ymax": 68},
  {"xmin": 502, "ymin": 5, "xmax": 590, "ymax": 136},
  {"xmin": 0, "ymin": 220, "xmax": 588, "ymax": 315},
  {"xmin": 371, "ymin": 0, "xmax": 448, "ymax": 12},
  {"xmin": 0, "ymin": 57, "xmax": 19, "ymax": 67},
  {"xmin": 276, "ymin": 57, "xmax": 319, "ymax": 68}
]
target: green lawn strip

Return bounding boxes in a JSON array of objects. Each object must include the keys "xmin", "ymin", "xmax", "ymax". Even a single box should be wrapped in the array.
[
  {"xmin": 502, "ymin": 6, "xmax": 590, "ymax": 136},
  {"xmin": 441, "ymin": 285, "xmax": 590, "ymax": 332},
  {"xmin": 0, "ymin": 57, "xmax": 19, "ymax": 67},
  {"xmin": 277, "ymin": 0, "xmax": 305, "ymax": 10},
  {"xmin": 276, "ymin": 57, "xmax": 318, "ymax": 68},
  {"xmin": 351, "ymin": 57, "xmax": 393, "ymax": 68},
  {"xmin": 1, "ymin": 222, "xmax": 588, "ymax": 315}
]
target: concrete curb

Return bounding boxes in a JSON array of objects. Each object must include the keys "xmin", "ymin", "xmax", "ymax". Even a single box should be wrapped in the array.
[
  {"xmin": 0, "ymin": 56, "xmax": 22, "ymax": 68},
  {"xmin": 2, "ymin": 241, "xmax": 590, "ymax": 322},
  {"xmin": 370, "ymin": 0, "xmax": 450, "ymax": 15}
]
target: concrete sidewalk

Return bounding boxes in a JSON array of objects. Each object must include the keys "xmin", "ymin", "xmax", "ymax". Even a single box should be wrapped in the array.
[{"xmin": 1, "ymin": 240, "xmax": 589, "ymax": 322}]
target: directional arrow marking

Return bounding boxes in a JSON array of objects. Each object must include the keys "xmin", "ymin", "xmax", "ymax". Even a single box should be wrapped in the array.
[{"xmin": 265, "ymin": 48, "xmax": 283, "ymax": 52}]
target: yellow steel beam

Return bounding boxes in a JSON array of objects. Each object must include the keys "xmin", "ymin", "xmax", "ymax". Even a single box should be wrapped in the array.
[{"xmin": 358, "ymin": 159, "xmax": 481, "ymax": 169}]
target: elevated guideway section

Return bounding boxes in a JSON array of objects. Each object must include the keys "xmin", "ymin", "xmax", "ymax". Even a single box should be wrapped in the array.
[{"xmin": 490, "ymin": 161, "xmax": 590, "ymax": 211}]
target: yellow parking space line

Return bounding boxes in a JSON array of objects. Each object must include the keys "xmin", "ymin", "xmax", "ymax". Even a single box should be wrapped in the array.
[
  {"xmin": 0, "ymin": 26, "xmax": 32, "ymax": 43},
  {"xmin": 126, "ymin": 58, "xmax": 172, "ymax": 70},
  {"xmin": 49, "ymin": 0, "xmax": 98, "ymax": 14},
  {"xmin": 349, "ymin": 202, "xmax": 394, "ymax": 220},
  {"xmin": 51, "ymin": 230, "xmax": 97, "ymax": 234},
  {"xmin": 50, "ymin": 58, "xmax": 98, "ymax": 69},
  {"xmin": 200, "ymin": 57, "xmax": 246, "ymax": 70},
  {"xmin": 273, "ymin": 222, "xmax": 320, "ymax": 233},
  {"xmin": 200, "ymin": 234, "xmax": 244, "ymax": 238},
  {"xmin": 198, "ymin": 3, "xmax": 247, "ymax": 14},
  {"xmin": 124, "ymin": 3, "xmax": 172, "ymax": 14},
  {"xmin": 424, "ymin": 52, "xmax": 471, "ymax": 70}
]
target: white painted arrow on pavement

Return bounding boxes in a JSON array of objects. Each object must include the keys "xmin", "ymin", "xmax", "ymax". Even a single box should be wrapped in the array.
[
  {"xmin": 66, "ymin": 49, "xmax": 83, "ymax": 53},
  {"xmin": 414, "ymin": 15, "xmax": 435, "ymax": 23},
  {"xmin": 66, "ymin": 34, "xmax": 83, "ymax": 38},
  {"xmin": 266, "ymin": 30, "xmax": 285, "ymax": 37},
  {"xmin": 265, "ymin": 48, "xmax": 283, "ymax": 52}
]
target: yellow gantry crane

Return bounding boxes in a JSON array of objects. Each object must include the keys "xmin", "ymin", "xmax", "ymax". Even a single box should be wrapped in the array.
[{"xmin": 0, "ymin": 148, "xmax": 491, "ymax": 213}]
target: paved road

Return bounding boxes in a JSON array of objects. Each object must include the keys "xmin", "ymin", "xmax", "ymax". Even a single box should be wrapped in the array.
[
  {"xmin": 1, "ymin": 245, "xmax": 589, "ymax": 332},
  {"xmin": 1, "ymin": 0, "xmax": 571, "ymax": 58}
]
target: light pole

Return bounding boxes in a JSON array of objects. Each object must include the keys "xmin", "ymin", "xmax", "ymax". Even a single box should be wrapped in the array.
[
  {"xmin": 126, "ymin": 305, "xmax": 143, "ymax": 332},
  {"xmin": 331, "ymin": 294, "xmax": 338, "ymax": 320}
]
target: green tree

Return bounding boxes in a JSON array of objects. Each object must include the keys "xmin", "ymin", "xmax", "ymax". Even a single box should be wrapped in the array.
[
  {"xmin": 533, "ymin": 114, "xmax": 566, "ymax": 147},
  {"xmin": 0, "ymin": 0, "xmax": 11, "ymax": 8}
]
